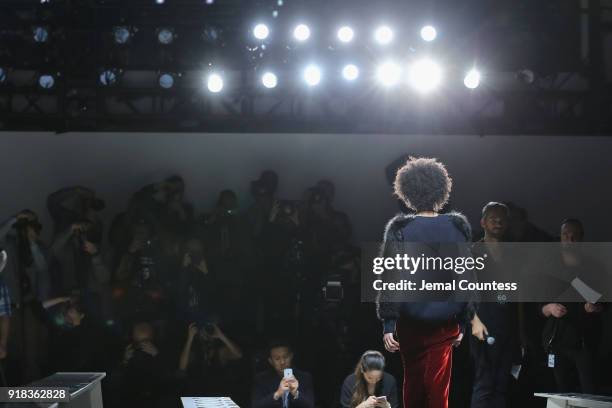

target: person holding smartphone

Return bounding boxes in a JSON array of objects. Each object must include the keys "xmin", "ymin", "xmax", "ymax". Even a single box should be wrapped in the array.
[
  {"xmin": 340, "ymin": 350, "xmax": 398, "ymax": 408},
  {"xmin": 252, "ymin": 340, "xmax": 314, "ymax": 408}
]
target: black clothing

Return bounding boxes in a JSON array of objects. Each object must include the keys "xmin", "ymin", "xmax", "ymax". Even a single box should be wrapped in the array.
[
  {"xmin": 376, "ymin": 212, "xmax": 475, "ymax": 333},
  {"xmin": 469, "ymin": 242, "xmax": 521, "ymax": 408},
  {"xmin": 252, "ymin": 368, "xmax": 314, "ymax": 408},
  {"xmin": 339, "ymin": 372, "xmax": 399, "ymax": 408}
]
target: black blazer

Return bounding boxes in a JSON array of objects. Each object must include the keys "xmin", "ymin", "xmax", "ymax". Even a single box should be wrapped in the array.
[
  {"xmin": 339, "ymin": 372, "xmax": 399, "ymax": 408},
  {"xmin": 252, "ymin": 368, "xmax": 314, "ymax": 408}
]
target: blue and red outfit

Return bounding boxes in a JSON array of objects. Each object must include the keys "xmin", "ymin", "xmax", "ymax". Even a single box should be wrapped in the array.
[{"xmin": 377, "ymin": 213, "xmax": 475, "ymax": 408}]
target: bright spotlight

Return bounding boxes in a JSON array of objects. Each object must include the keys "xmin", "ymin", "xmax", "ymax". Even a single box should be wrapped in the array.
[
  {"xmin": 374, "ymin": 26, "xmax": 393, "ymax": 45},
  {"xmin": 303, "ymin": 65, "xmax": 321, "ymax": 86},
  {"xmin": 157, "ymin": 28, "xmax": 175, "ymax": 45},
  {"xmin": 33, "ymin": 27, "xmax": 49, "ymax": 43},
  {"xmin": 262, "ymin": 72, "xmax": 278, "ymax": 89},
  {"xmin": 376, "ymin": 62, "xmax": 401, "ymax": 87},
  {"xmin": 420, "ymin": 25, "xmax": 437, "ymax": 42},
  {"xmin": 38, "ymin": 74, "xmax": 55, "ymax": 89},
  {"xmin": 253, "ymin": 24, "xmax": 269, "ymax": 40},
  {"xmin": 464, "ymin": 69, "xmax": 480, "ymax": 89},
  {"xmin": 155, "ymin": 0, "xmax": 165, "ymax": 4},
  {"xmin": 342, "ymin": 64, "xmax": 359, "ymax": 81},
  {"xmin": 99, "ymin": 69, "xmax": 120, "ymax": 86},
  {"xmin": 293, "ymin": 24, "xmax": 311, "ymax": 42},
  {"xmin": 337, "ymin": 26, "xmax": 354, "ymax": 43},
  {"xmin": 159, "ymin": 73, "xmax": 176, "ymax": 89},
  {"xmin": 207, "ymin": 73, "xmax": 223, "ymax": 93},
  {"xmin": 408, "ymin": 59, "xmax": 442, "ymax": 93},
  {"xmin": 113, "ymin": 26, "xmax": 131, "ymax": 44}
]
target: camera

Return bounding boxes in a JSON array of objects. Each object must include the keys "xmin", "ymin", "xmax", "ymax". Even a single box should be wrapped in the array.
[{"xmin": 322, "ymin": 280, "xmax": 343, "ymax": 302}]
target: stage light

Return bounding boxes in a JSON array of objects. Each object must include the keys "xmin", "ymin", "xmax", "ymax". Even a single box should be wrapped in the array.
[
  {"xmin": 420, "ymin": 25, "xmax": 437, "ymax": 42},
  {"xmin": 262, "ymin": 72, "xmax": 278, "ymax": 88},
  {"xmin": 303, "ymin": 65, "xmax": 321, "ymax": 86},
  {"xmin": 157, "ymin": 28, "xmax": 175, "ymax": 45},
  {"xmin": 342, "ymin": 64, "xmax": 359, "ymax": 81},
  {"xmin": 38, "ymin": 74, "xmax": 55, "ymax": 89},
  {"xmin": 159, "ymin": 73, "xmax": 176, "ymax": 89},
  {"xmin": 374, "ymin": 26, "xmax": 393, "ymax": 45},
  {"xmin": 337, "ymin": 26, "xmax": 354, "ymax": 43},
  {"xmin": 293, "ymin": 24, "xmax": 311, "ymax": 42},
  {"xmin": 0, "ymin": 68, "xmax": 6, "ymax": 84},
  {"xmin": 155, "ymin": 0, "xmax": 165, "ymax": 4},
  {"xmin": 205, "ymin": 0, "xmax": 214, "ymax": 4},
  {"xmin": 408, "ymin": 59, "xmax": 442, "ymax": 93},
  {"xmin": 113, "ymin": 26, "xmax": 131, "ymax": 45},
  {"xmin": 202, "ymin": 25, "xmax": 221, "ymax": 45},
  {"xmin": 376, "ymin": 62, "xmax": 401, "ymax": 87},
  {"xmin": 207, "ymin": 73, "xmax": 224, "ymax": 93},
  {"xmin": 99, "ymin": 69, "xmax": 120, "ymax": 86},
  {"xmin": 464, "ymin": 69, "xmax": 480, "ymax": 89},
  {"xmin": 253, "ymin": 24, "xmax": 269, "ymax": 40},
  {"xmin": 33, "ymin": 27, "xmax": 49, "ymax": 43}
]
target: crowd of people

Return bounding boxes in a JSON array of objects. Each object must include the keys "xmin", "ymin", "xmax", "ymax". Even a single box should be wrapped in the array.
[{"xmin": 0, "ymin": 168, "xmax": 610, "ymax": 408}]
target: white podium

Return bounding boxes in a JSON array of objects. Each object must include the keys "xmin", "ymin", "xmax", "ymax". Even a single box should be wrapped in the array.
[
  {"xmin": 181, "ymin": 397, "xmax": 240, "ymax": 408},
  {"xmin": 535, "ymin": 393, "xmax": 612, "ymax": 408}
]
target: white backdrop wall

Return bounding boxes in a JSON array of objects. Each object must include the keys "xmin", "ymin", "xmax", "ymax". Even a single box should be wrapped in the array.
[{"xmin": 1, "ymin": 131, "xmax": 611, "ymax": 242}]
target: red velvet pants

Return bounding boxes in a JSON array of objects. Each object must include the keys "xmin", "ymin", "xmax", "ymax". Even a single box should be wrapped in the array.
[{"xmin": 396, "ymin": 317, "xmax": 460, "ymax": 408}]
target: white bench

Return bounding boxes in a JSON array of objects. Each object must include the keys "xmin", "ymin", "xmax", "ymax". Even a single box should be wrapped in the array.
[{"xmin": 535, "ymin": 393, "xmax": 612, "ymax": 408}]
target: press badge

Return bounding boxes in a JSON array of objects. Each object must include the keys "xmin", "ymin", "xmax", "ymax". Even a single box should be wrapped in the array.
[{"xmin": 548, "ymin": 354, "xmax": 555, "ymax": 368}]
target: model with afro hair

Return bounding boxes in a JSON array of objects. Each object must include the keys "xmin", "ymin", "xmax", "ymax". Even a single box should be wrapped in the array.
[{"xmin": 377, "ymin": 157, "xmax": 474, "ymax": 408}]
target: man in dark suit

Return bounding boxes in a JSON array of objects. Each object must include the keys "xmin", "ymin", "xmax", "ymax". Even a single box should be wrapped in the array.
[{"xmin": 252, "ymin": 341, "xmax": 314, "ymax": 408}]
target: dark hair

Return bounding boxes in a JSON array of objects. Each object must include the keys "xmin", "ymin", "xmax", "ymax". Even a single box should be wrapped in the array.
[
  {"xmin": 393, "ymin": 157, "xmax": 452, "ymax": 212},
  {"xmin": 267, "ymin": 339, "xmax": 293, "ymax": 355},
  {"xmin": 561, "ymin": 218, "xmax": 584, "ymax": 236},
  {"xmin": 351, "ymin": 351, "xmax": 385, "ymax": 408},
  {"xmin": 481, "ymin": 202, "xmax": 509, "ymax": 219}
]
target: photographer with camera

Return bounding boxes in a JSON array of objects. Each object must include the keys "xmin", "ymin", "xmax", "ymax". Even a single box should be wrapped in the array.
[
  {"xmin": 50, "ymin": 219, "xmax": 111, "ymax": 320},
  {"xmin": 0, "ymin": 209, "xmax": 51, "ymax": 383},
  {"xmin": 177, "ymin": 321, "xmax": 244, "ymax": 399},
  {"xmin": 47, "ymin": 186, "xmax": 105, "ymax": 240},
  {"xmin": 133, "ymin": 175, "xmax": 194, "ymax": 237},
  {"xmin": 176, "ymin": 238, "xmax": 216, "ymax": 323}
]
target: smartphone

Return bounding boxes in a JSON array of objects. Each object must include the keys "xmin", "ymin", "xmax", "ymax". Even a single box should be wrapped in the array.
[
  {"xmin": 283, "ymin": 368, "xmax": 293, "ymax": 378},
  {"xmin": 375, "ymin": 396, "xmax": 387, "ymax": 402}
]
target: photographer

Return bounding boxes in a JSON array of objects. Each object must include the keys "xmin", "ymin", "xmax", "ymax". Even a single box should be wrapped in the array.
[
  {"xmin": 0, "ymin": 210, "xmax": 51, "ymax": 383},
  {"xmin": 114, "ymin": 219, "xmax": 168, "ymax": 324},
  {"xmin": 47, "ymin": 186, "xmax": 105, "ymax": 240},
  {"xmin": 50, "ymin": 220, "xmax": 111, "ymax": 320},
  {"xmin": 133, "ymin": 176, "xmax": 194, "ymax": 237},
  {"xmin": 116, "ymin": 322, "xmax": 166, "ymax": 407},
  {"xmin": 176, "ymin": 239, "xmax": 216, "ymax": 323},
  {"xmin": 177, "ymin": 322, "xmax": 243, "ymax": 399}
]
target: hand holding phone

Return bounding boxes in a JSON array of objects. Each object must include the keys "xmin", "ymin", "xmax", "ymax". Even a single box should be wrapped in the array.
[{"xmin": 375, "ymin": 396, "xmax": 388, "ymax": 406}]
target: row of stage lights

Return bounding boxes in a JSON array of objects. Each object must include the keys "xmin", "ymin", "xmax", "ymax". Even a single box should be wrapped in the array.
[
  {"xmin": 251, "ymin": 23, "xmax": 437, "ymax": 44},
  {"xmin": 0, "ymin": 62, "xmax": 481, "ymax": 92},
  {"xmin": 1, "ymin": 12, "xmax": 480, "ymax": 93},
  {"xmin": 203, "ymin": 62, "xmax": 481, "ymax": 93}
]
